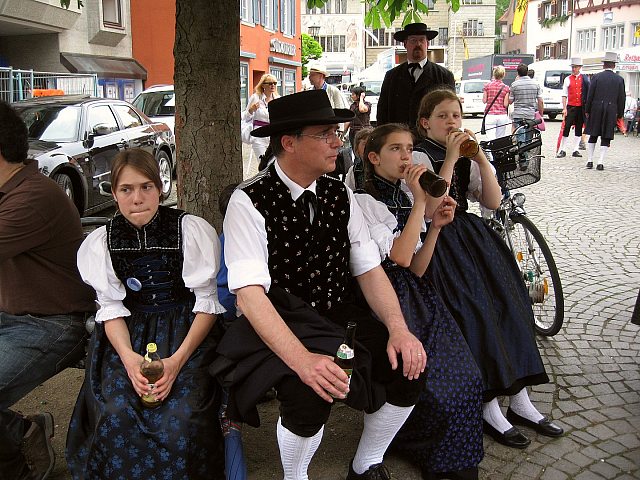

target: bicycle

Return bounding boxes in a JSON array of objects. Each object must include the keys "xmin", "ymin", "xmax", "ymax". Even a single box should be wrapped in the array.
[{"xmin": 479, "ymin": 120, "xmax": 564, "ymax": 336}]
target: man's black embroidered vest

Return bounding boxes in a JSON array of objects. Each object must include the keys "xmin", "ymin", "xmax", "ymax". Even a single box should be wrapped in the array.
[
  {"xmin": 107, "ymin": 206, "xmax": 194, "ymax": 312},
  {"xmin": 414, "ymin": 138, "xmax": 472, "ymax": 211},
  {"xmin": 241, "ymin": 165, "xmax": 351, "ymax": 312}
]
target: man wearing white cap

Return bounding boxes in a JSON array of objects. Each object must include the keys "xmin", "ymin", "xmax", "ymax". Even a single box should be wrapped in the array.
[
  {"xmin": 557, "ymin": 57, "xmax": 590, "ymax": 158},
  {"xmin": 307, "ymin": 62, "xmax": 349, "ymax": 110},
  {"xmin": 584, "ymin": 52, "xmax": 626, "ymax": 170}
]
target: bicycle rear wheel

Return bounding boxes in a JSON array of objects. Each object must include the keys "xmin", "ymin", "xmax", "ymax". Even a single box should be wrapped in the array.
[{"xmin": 507, "ymin": 214, "xmax": 564, "ymax": 336}]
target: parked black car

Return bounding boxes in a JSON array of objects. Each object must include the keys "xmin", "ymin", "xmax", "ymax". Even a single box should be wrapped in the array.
[{"xmin": 13, "ymin": 95, "xmax": 175, "ymax": 216}]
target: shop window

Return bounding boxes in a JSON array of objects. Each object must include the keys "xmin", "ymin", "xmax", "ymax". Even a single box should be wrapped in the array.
[
  {"xmin": 284, "ymin": 69, "xmax": 296, "ymax": 96},
  {"xmin": 269, "ymin": 68, "xmax": 284, "ymax": 96}
]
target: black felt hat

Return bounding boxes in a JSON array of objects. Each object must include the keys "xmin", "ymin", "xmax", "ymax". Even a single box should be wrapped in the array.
[
  {"xmin": 251, "ymin": 89, "xmax": 354, "ymax": 137},
  {"xmin": 393, "ymin": 22, "xmax": 438, "ymax": 42}
]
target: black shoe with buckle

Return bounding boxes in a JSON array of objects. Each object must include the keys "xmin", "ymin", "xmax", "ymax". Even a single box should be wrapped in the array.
[
  {"xmin": 572, "ymin": 151, "xmax": 582, "ymax": 157},
  {"xmin": 556, "ymin": 150, "xmax": 566, "ymax": 158},
  {"xmin": 21, "ymin": 413, "xmax": 55, "ymax": 480},
  {"xmin": 483, "ymin": 420, "xmax": 530, "ymax": 449},
  {"xmin": 586, "ymin": 161, "xmax": 593, "ymax": 169},
  {"xmin": 506, "ymin": 408, "xmax": 564, "ymax": 437},
  {"xmin": 347, "ymin": 461, "xmax": 392, "ymax": 480},
  {"xmin": 596, "ymin": 164, "xmax": 604, "ymax": 171}
]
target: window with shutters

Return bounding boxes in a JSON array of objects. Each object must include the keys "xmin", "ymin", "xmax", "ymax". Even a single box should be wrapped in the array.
[
  {"xmin": 240, "ymin": 0, "xmax": 251, "ymax": 22},
  {"xmin": 544, "ymin": 44, "xmax": 552, "ymax": 58},
  {"xmin": 560, "ymin": 0, "xmax": 568, "ymax": 16},
  {"xmin": 544, "ymin": 2, "xmax": 552, "ymax": 19},
  {"xmin": 281, "ymin": 0, "xmax": 295, "ymax": 36}
]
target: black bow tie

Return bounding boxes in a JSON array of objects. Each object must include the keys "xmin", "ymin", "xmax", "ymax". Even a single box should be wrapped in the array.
[
  {"xmin": 296, "ymin": 190, "xmax": 317, "ymax": 223},
  {"xmin": 408, "ymin": 63, "xmax": 422, "ymax": 81}
]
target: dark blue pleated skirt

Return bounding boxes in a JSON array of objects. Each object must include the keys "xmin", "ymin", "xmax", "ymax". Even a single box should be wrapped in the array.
[
  {"xmin": 66, "ymin": 302, "xmax": 225, "ymax": 480},
  {"xmin": 427, "ymin": 211, "xmax": 549, "ymax": 401}
]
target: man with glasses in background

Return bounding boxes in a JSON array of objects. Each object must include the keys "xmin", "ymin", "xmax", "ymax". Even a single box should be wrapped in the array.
[
  {"xmin": 377, "ymin": 23, "xmax": 455, "ymax": 129},
  {"xmin": 213, "ymin": 90, "xmax": 426, "ymax": 480}
]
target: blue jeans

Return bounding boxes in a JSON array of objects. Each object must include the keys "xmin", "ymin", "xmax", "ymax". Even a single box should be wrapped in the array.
[{"xmin": 0, "ymin": 312, "xmax": 87, "ymax": 479}]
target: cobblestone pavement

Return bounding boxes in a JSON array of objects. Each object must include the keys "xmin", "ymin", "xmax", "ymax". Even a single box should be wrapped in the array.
[{"xmin": 15, "ymin": 119, "xmax": 639, "ymax": 479}]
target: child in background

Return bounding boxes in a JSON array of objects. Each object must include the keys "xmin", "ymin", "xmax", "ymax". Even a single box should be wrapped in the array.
[
  {"xmin": 413, "ymin": 89, "xmax": 563, "ymax": 449},
  {"xmin": 354, "ymin": 123, "xmax": 483, "ymax": 480},
  {"xmin": 345, "ymin": 126, "xmax": 373, "ymax": 190}
]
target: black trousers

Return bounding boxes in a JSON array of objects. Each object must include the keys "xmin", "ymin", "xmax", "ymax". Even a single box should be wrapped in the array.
[
  {"xmin": 278, "ymin": 302, "xmax": 425, "ymax": 437},
  {"xmin": 563, "ymin": 105, "xmax": 585, "ymax": 137}
]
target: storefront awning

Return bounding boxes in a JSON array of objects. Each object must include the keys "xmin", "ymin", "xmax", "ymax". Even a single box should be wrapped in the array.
[{"xmin": 60, "ymin": 53, "xmax": 147, "ymax": 80}]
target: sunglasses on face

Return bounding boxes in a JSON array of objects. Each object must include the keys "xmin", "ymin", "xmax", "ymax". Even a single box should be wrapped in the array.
[{"xmin": 263, "ymin": 82, "xmax": 278, "ymax": 86}]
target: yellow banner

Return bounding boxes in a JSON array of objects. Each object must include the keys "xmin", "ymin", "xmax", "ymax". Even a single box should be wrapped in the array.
[{"xmin": 512, "ymin": 0, "xmax": 528, "ymax": 35}]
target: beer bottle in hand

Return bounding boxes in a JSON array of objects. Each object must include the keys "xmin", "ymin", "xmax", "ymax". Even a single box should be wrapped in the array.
[
  {"xmin": 140, "ymin": 342, "xmax": 164, "ymax": 408},
  {"xmin": 333, "ymin": 322, "xmax": 357, "ymax": 399}
]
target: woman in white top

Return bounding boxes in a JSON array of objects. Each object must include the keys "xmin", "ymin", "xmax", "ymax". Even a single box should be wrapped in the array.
[
  {"xmin": 242, "ymin": 73, "xmax": 280, "ymax": 159},
  {"xmin": 66, "ymin": 148, "xmax": 226, "ymax": 479}
]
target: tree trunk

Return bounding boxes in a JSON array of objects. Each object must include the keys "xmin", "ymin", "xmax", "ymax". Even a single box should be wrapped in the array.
[{"xmin": 174, "ymin": 0, "xmax": 242, "ymax": 231}]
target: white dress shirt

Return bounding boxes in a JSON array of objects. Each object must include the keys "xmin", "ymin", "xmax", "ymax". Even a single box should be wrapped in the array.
[
  {"xmin": 224, "ymin": 160, "xmax": 381, "ymax": 294},
  {"xmin": 78, "ymin": 215, "xmax": 226, "ymax": 322}
]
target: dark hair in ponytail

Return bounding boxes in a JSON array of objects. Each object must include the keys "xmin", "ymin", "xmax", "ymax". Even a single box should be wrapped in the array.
[{"xmin": 361, "ymin": 123, "xmax": 413, "ymax": 200}]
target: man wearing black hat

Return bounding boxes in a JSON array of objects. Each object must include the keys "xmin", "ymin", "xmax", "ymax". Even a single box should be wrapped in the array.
[
  {"xmin": 216, "ymin": 89, "xmax": 426, "ymax": 480},
  {"xmin": 377, "ymin": 22, "xmax": 455, "ymax": 129},
  {"xmin": 584, "ymin": 51, "xmax": 626, "ymax": 171}
]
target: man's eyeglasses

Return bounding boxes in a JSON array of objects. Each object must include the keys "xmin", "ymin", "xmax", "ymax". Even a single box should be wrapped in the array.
[
  {"xmin": 298, "ymin": 130, "xmax": 344, "ymax": 144},
  {"xmin": 263, "ymin": 82, "xmax": 278, "ymax": 86}
]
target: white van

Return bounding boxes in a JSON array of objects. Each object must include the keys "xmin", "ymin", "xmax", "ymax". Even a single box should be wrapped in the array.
[
  {"xmin": 456, "ymin": 80, "xmax": 490, "ymax": 117},
  {"xmin": 132, "ymin": 84, "xmax": 175, "ymax": 134},
  {"xmin": 527, "ymin": 60, "xmax": 572, "ymax": 120}
]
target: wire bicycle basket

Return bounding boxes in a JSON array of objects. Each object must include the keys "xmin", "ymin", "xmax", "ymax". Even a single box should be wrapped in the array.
[{"xmin": 480, "ymin": 127, "xmax": 542, "ymax": 190}]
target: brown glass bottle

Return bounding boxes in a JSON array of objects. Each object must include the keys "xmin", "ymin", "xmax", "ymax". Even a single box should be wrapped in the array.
[
  {"xmin": 418, "ymin": 170, "xmax": 448, "ymax": 197},
  {"xmin": 140, "ymin": 342, "xmax": 164, "ymax": 408},
  {"xmin": 333, "ymin": 322, "xmax": 357, "ymax": 400},
  {"xmin": 459, "ymin": 129, "xmax": 479, "ymax": 158}
]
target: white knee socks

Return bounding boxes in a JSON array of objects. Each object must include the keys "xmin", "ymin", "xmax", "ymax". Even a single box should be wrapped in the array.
[
  {"xmin": 351, "ymin": 402, "xmax": 414, "ymax": 474},
  {"xmin": 587, "ymin": 142, "xmax": 596, "ymax": 162},
  {"xmin": 572, "ymin": 136, "xmax": 581, "ymax": 153},
  {"xmin": 482, "ymin": 398, "xmax": 512, "ymax": 433},
  {"xmin": 598, "ymin": 146, "xmax": 609, "ymax": 166},
  {"xmin": 277, "ymin": 417, "xmax": 324, "ymax": 480},
  {"xmin": 509, "ymin": 388, "xmax": 544, "ymax": 422},
  {"xmin": 559, "ymin": 136, "xmax": 567, "ymax": 152}
]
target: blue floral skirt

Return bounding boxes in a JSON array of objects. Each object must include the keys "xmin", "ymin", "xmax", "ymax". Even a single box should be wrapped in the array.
[
  {"xmin": 387, "ymin": 266, "xmax": 484, "ymax": 474},
  {"xmin": 65, "ymin": 302, "xmax": 225, "ymax": 480}
]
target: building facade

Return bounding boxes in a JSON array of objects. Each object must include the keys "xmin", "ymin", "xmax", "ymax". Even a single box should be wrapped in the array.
[
  {"xmin": 301, "ymin": 0, "xmax": 366, "ymax": 82},
  {"xmin": 131, "ymin": 0, "xmax": 302, "ymax": 112},
  {"xmin": 0, "ymin": 0, "xmax": 145, "ymax": 102}
]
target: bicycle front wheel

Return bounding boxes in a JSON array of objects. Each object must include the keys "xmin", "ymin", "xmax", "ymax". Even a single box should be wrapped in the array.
[{"xmin": 507, "ymin": 214, "xmax": 564, "ymax": 336}]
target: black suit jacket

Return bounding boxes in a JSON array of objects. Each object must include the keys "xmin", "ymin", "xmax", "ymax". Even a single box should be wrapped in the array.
[
  {"xmin": 585, "ymin": 69, "xmax": 625, "ymax": 139},
  {"xmin": 377, "ymin": 60, "xmax": 455, "ymax": 128}
]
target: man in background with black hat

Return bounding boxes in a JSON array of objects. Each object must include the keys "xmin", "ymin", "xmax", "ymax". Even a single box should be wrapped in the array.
[
  {"xmin": 377, "ymin": 22, "xmax": 455, "ymax": 129},
  {"xmin": 215, "ymin": 89, "xmax": 426, "ymax": 480},
  {"xmin": 584, "ymin": 51, "xmax": 626, "ymax": 171}
]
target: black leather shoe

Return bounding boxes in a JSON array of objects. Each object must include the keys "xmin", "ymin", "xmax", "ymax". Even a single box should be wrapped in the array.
[
  {"xmin": 596, "ymin": 164, "xmax": 604, "ymax": 171},
  {"xmin": 586, "ymin": 161, "xmax": 593, "ymax": 169},
  {"xmin": 572, "ymin": 151, "xmax": 582, "ymax": 157},
  {"xmin": 556, "ymin": 150, "xmax": 566, "ymax": 158},
  {"xmin": 347, "ymin": 461, "xmax": 392, "ymax": 480},
  {"xmin": 483, "ymin": 421, "xmax": 530, "ymax": 449},
  {"xmin": 506, "ymin": 408, "xmax": 564, "ymax": 437}
]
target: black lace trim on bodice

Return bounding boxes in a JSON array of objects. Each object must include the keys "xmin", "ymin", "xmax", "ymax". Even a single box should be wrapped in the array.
[
  {"xmin": 414, "ymin": 137, "xmax": 472, "ymax": 211},
  {"xmin": 107, "ymin": 207, "xmax": 193, "ymax": 312},
  {"xmin": 371, "ymin": 174, "xmax": 413, "ymax": 232}
]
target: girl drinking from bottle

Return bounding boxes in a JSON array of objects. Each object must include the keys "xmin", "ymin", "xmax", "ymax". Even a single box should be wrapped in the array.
[
  {"xmin": 413, "ymin": 89, "xmax": 563, "ymax": 449},
  {"xmin": 66, "ymin": 149, "xmax": 226, "ymax": 479},
  {"xmin": 354, "ymin": 123, "xmax": 483, "ymax": 480}
]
